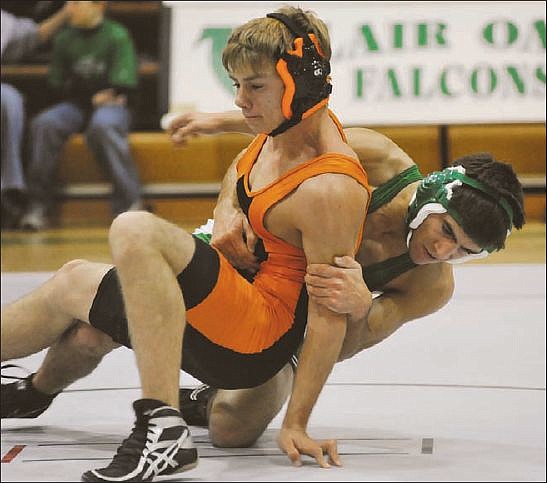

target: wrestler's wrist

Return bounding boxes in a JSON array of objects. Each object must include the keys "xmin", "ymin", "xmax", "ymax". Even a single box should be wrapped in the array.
[
  {"xmin": 208, "ymin": 112, "xmax": 226, "ymax": 132},
  {"xmin": 349, "ymin": 301, "xmax": 368, "ymax": 323},
  {"xmin": 282, "ymin": 420, "xmax": 307, "ymax": 432},
  {"xmin": 282, "ymin": 411, "xmax": 309, "ymax": 431},
  {"xmin": 350, "ymin": 285, "xmax": 373, "ymax": 322}
]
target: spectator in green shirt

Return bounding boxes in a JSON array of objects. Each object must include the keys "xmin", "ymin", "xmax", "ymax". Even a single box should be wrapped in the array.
[{"xmin": 20, "ymin": 1, "xmax": 144, "ymax": 231}]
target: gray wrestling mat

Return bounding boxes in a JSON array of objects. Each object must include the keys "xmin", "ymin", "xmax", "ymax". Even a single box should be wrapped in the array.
[{"xmin": 1, "ymin": 265, "xmax": 546, "ymax": 481}]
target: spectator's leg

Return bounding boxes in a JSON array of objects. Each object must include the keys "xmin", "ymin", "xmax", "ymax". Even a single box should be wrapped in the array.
[
  {"xmin": 85, "ymin": 105, "xmax": 143, "ymax": 215},
  {"xmin": 1, "ymin": 83, "xmax": 26, "ymax": 194},
  {"xmin": 22, "ymin": 102, "xmax": 85, "ymax": 230},
  {"xmin": 1, "ymin": 83, "xmax": 27, "ymax": 227}
]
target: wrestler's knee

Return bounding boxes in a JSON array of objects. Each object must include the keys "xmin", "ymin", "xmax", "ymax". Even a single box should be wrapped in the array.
[
  {"xmin": 65, "ymin": 321, "xmax": 120, "ymax": 358},
  {"xmin": 208, "ymin": 401, "xmax": 265, "ymax": 448},
  {"xmin": 47, "ymin": 259, "xmax": 91, "ymax": 310},
  {"xmin": 207, "ymin": 366, "xmax": 293, "ymax": 448},
  {"xmin": 109, "ymin": 211, "xmax": 156, "ymax": 262}
]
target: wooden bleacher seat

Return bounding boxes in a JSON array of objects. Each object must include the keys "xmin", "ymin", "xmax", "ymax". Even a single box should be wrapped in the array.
[
  {"xmin": 448, "ymin": 123, "xmax": 546, "ymax": 221},
  {"xmin": 57, "ymin": 132, "xmax": 250, "ymax": 224},
  {"xmin": 448, "ymin": 123, "xmax": 546, "ymax": 178},
  {"xmin": 56, "ymin": 125, "xmax": 545, "ymax": 225},
  {"xmin": 369, "ymin": 125, "xmax": 442, "ymax": 175}
]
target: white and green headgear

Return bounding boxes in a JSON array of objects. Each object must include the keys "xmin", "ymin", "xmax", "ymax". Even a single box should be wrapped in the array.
[{"xmin": 406, "ymin": 166, "xmax": 514, "ymax": 263}]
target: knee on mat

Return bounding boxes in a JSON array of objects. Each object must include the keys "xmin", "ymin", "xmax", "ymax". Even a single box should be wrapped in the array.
[{"xmin": 208, "ymin": 404, "xmax": 264, "ymax": 448}]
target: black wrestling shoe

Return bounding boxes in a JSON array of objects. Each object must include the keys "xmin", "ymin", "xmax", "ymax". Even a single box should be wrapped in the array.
[
  {"xmin": 1, "ymin": 365, "xmax": 59, "ymax": 418},
  {"xmin": 82, "ymin": 399, "xmax": 198, "ymax": 482},
  {"xmin": 179, "ymin": 384, "xmax": 217, "ymax": 427}
]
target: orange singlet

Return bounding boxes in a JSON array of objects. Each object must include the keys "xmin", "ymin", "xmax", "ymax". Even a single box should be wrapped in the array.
[{"xmin": 184, "ymin": 112, "xmax": 371, "ymax": 354}]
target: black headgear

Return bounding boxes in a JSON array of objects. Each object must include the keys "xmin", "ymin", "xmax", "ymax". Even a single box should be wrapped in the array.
[{"xmin": 266, "ymin": 12, "xmax": 332, "ymax": 137}]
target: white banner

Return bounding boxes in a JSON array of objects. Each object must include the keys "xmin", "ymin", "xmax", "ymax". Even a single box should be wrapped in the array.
[{"xmin": 165, "ymin": 1, "xmax": 546, "ymax": 125}]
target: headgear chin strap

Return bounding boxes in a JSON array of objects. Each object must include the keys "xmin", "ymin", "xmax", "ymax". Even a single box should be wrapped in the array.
[
  {"xmin": 406, "ymin": 165, "xmax": 514, "ymax": 261},
  {"xmin": 266, "ymin": 12, "xmax": 332, "ymax": 137}
]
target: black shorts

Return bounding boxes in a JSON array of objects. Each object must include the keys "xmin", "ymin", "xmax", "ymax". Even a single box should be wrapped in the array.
[{"xmin": 88, "ymin": 236, "xmax": 307, "ymax": 389}]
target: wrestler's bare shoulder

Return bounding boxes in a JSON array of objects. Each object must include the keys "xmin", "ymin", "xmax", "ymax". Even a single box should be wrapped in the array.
[
  {"xmin": 344, "ymin": 127, "xmax": 415, "ymax": 186},
  {"xmin": 296, "ymin": 172, "xmax": 369, "ymax": 207}
]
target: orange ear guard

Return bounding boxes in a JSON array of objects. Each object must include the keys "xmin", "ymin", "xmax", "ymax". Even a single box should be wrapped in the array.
[{"xmin": 266, "ymin": 13, "xmax": 332, "ymax": 136}]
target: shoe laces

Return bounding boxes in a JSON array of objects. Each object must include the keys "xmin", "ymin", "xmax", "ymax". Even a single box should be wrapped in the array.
[{"xmin": 109, "ymin": 415, "xmax": 156, "ymax": 469}]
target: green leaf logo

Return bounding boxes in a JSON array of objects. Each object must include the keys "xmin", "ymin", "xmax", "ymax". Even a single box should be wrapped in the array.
[{"xmin": 199, "ymin": 27, "xmax": 234, "ymax": 94}]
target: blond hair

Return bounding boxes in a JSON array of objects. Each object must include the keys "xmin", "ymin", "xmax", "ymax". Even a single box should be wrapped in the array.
[{"xmin": 222, "ymin": 5, "xmax": 331, "ymax": 74}]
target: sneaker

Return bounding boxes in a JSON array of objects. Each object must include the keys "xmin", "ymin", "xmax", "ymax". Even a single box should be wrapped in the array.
[
  {"xmin": 19, "ymin": 203, "xmax": 49, "ymax": 231},
  {"xmin": 1, "ymin": 365, "xmax": 59, "ymax": 418},
  {"xmin": 179, "ymin": 384, "xmax": 217, "ymax": 427},
  {"xmin": 82, "ymin": 399, "xmax": 198, "ymax": 482}
]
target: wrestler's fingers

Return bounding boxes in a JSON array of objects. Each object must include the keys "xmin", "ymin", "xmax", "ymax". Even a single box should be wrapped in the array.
[
  {"xmin": 322, "ymin": 439, "xmax": 341, "ymax": 467},
  {"xmin": 306, "ymin": 263, "xmax": 340, "ymax": 278},
  {"xmin": 237, "ymin": 258, "xmax": 260, "ymax": 273},
  {"xmin": 304, "ymin": 274, "xmax": 326, "ymax": 288},
  {"xmin": 229, "ymin": 241, "xmax": 259, "ymax": 271},
  {"xmin": 211, "ymin": 241, "xmax": 239, "ymax": 268},
  {"xmin": 305, "ymin": 273, "xmax": 343, "ymax": 289},
  {"xmin": 244, "ymin": 226, "xmax": 258, "ymax": 254},
  {"xmin": 304, "ymin": 272, "xmax": 335, "ymax": 285},
  {"xmin": 310, "ymin": 446, "xmax": 330, "ymax": 469},
  {"xmin": 163, "ymin": 112, "xmax": 190, "ymax": 132},
  {"xmin": 284, "ymin": 443, "xmax": 302, "ymax": 467},
  {"xmin": 333, "ymin": 255, "xmax": 361, "ymax": 269},
  {"xmin": 170, "ymin": 133, "xmax": 189, "ymax": 147},
  {"xmin": 171, "ymin": 128, "xmax": 199, "ymax": 145},
  {"xmin": 305, "ymin": 285, "xmax": 333, "ymax": 298},
  {"xmin": 174, "ymin": 122, "xmax": 201, "ymax": 137},
  {"xmin": 231, "ymin": 237, "xmax": 257, "ymax": 260}
]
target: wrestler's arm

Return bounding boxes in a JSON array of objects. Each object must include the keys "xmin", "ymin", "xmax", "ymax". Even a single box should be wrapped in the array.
[
  {"xmin": 210, "ymin": 149, "xmax": 259, "ymax": 272},
  {"xmin": 213, "ymin": 150, "xmax": 242, "ymax": 219},
  {"xmin": 306, "ymin": 252, "xmax": 454, "ymax": 360},
  {"xmin": 167, "ymin": 111, "xmax": 253, "ymax": 145},
  {"xmin": 278, "ymin": 174, "xmax": 369, "ymax": 468},
  {"xmin": 165, "ymin": 112, "xmax": 415, "ymax": 184},
  {"xmin": 341, "ymin": 264, "xmax": 454, "ymax": 360}
]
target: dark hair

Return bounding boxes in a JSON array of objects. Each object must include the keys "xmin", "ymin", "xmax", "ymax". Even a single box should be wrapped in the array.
[{"xmin": 448, "ymin": 153, "xmax": 525, "ymax": 251}]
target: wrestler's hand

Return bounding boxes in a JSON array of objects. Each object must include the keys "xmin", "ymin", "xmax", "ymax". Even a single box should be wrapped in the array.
[
  {"xmin": 211, "ymin": 209, "xmax": 260, "ymax": 273},
  {"xmin": 305, "ymin": 256, "xmax": 372, "ymax": 321},
  {"xmin": 277, "ymin": 427, "xmax": 341, "ymax": 468},
  {"xmin": 166, "ymin": 112, "xmax": 224, "ymax": 146}
]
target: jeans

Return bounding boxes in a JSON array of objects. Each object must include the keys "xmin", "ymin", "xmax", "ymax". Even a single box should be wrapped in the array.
[
  {"xmin": 27, "ymin": 101, "xmax": 143, "ymax": 215},
  {"xmin": 1, "ymin": 83, "xmax": 27, "ymax": 193}
]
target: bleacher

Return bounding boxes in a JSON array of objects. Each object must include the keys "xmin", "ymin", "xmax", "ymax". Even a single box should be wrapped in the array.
[
  {"xmin": 56, "ymin": 132, "xmax": 250, "ymax": 225},
  {"xmin": 55, "ymin": 124, "xmax": 546, "ymax": 225}
]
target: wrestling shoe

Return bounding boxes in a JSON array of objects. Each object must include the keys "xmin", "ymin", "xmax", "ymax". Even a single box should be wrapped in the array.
[
  {"xmin": 82, "ymin": 399, "xmax": 198, "ymax": 482},
  {"xmin": 1, "ymin": 365, "xmax": 59, "ymax": 418},
  {"xmin": 179, "ymin": 384, "xmax": 217, "ymax": 427}
]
